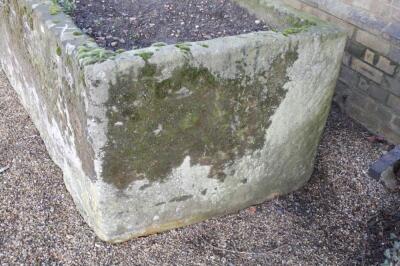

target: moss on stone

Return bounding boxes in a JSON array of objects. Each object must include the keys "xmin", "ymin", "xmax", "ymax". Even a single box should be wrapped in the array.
[
  {"xmin": 152, "ymin": 42, "xmax": 167, "ymax": 47},
  {"xmin": 102, "ymin": 47, "xmax": 299, "ymax": 189},
  {"xmin": 57, "ymin": 0, "xmax": 75, "ymax": 14},
  {"xmin": 77, "ymin": 44, "xmax": 116, "ymax": 65},
  {"xmin": 49, "ymin": 2, "xmax": 61, "ymax": 15},
  {"xmin": 50, "ymin": 0, "xmax": 75, "ymax": 15},
  {"xmin": 56, "ymin": 46, "xmax": 62, "ymax": 56},
  {"xmin": 282, "ymin": 17, "xmax": 316, "ymax": 36},
  {"xmin": 175, "ymin": 43, "xmax": 191, "ymax": 54},
  {"xmin": 135, "ymin": 52, "xmax": 154, "ymax": 61}
]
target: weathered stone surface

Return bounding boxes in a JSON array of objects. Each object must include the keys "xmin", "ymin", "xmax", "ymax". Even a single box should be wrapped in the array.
[
  {"xmin": 385, "ymin": 75, "xmax": 400, "ymax": 96},
  {"xmin": 376, "ymin": 56, "xmax": 397, "ymax": 75},
  {"xmin": 284, "ymin": 0, "xmax": 394, "ymax": 41},
  {"xmin": 368, "ymin": 83, "xmax": 389, "ymax": 103},
  {"xmin": 281, "ymin": 0, "xmax": 400, "ymax": 144},
  {"xmin": 0, "ymin": 0, "xmax": 346, "ymax": 242},
  {"xmin": 355, "ymin": 30, "xmax": 391, "ymax": 55},
  {"xmin": 339, "ymin": 65, "xmax": 359, "ymax": 88},
  {"xmin": 387, "ymin": 94, "xmax": 400, "ymax": 114},
  {"xmin": 351, "ymin": 57, "xmax": 384, "ymax": 84},
  {"xmin": 363, "ymin": 49, "xmax": 376, "ymax": 65}
]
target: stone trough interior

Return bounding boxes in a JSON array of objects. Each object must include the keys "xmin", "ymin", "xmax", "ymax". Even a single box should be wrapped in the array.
[{"xmin": 70, "ymin": 0, "xmax": 272, "ymax": 50}]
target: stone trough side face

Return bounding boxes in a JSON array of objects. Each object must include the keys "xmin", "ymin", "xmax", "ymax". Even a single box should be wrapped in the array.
[
  {"xmin": 0, "ymin": 0, "xmax": 99, "ymax": 230},
  {"xmin": 0, "ymin": 0, "xmax": 346, "ymax": 242}
]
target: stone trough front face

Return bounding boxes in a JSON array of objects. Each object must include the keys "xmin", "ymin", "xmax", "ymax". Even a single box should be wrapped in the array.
[{"xmin": 0, "ymin": 0, "xmax": 346, "ymax": 242}]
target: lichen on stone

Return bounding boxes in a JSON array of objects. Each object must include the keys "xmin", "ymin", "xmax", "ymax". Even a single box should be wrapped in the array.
[{"xmin": 102, "ymin": 47, "xmax": 299, "ymax": 189}]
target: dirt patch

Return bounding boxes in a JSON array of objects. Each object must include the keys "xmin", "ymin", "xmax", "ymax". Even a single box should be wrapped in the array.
[
  {"xmin": 71, "ymin": 0, "xmax": 270, "ymax": 50},
  {"xmin": 364, "ymin": 210, "xmax": 400, "ymax": 264}
]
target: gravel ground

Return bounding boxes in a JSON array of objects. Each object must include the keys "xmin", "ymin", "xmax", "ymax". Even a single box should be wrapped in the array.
[
  {"xmin": 71, "ymin": 0, "xmax": 269, "ymax": 50},
  {"xmin": 0, "ymin": 70, "xmax": 399, "ymax": 265}
]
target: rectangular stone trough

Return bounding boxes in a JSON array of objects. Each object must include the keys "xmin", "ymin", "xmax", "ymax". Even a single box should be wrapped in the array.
[{"xmin": 0, "ymin": 0, "xmax": 346, "ymax": 242}]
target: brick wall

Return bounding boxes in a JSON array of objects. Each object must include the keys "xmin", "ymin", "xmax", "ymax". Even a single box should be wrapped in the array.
[{"xmin": 283, "ymin": 0, "xmax": 400, "ymax": 143}]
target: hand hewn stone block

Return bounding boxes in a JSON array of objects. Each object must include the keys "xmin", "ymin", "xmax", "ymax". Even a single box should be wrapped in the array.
[
  {"xmin": 363, "ymin": 49, "xmax": 376, "ymax": 65},
  {"xmin": 0, "ymin": 0, "xmax": 346, "ymax": 242},
  {"xmin": 339, "ymin": 65, "xmax": 360, "ymax": 88},
  {"xmin": 345, "ymin": 103, "xmax": 381, "ymax": 133},
  {"xmin": 355, "ymin": 30, "xmax": 390, "ymax": 55},
  {"xmin": 382, "ymin": 22, "xmax": 400, "ymax": 42},
  {"xmin": 376, "ymin": 56, "xmax": 397, "ymax": 75},
  {"xmin": 342, "ymin": 52, "xmax": 352, "ymax": 66},
  {"xmin": 384, "ymin": 75, "xmax": 400, "ymax": 96},
  {"xmin": 393, "ymin": 116, "xmax": 400, "ymax": 131},
  {"xmin": 351, "ymin": 57, "xmax": 384, "ymax": 83},
  {"xmin": 381, "ymin": 126, "xmax": 400, "ymax": 145},
  {"xmin": 375, "ymin": 105, "xmax": 394, "ymax": 123},
  {"xmin": 368, "ymin": 84, "xmax": 389, "ymax": 103},
  {"xmin": 387, "ymin": 94, "xmax": 400, "ymax": 113},
  {"xmin": 346, "ymin": 90, "xmax": 375, "ymax": 111},
  {"xmin": 348, "ymin": 41, "xmax": 366, "ymax": 59},
  {"xmin": 358, "ymin": 77, "xmax": 371, "ymax": 92},
  {"xmin": 389, "ymin": 45, "xmax": 400, "ymax": 64}
]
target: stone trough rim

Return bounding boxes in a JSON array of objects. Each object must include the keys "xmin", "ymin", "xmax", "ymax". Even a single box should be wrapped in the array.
[{"xmin": 27, "ymin": 0, "xmax": 341, "ymax": 68}]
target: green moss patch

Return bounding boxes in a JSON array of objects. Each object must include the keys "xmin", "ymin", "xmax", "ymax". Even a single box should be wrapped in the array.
[
  {"xmin": 282, "ymin": 17, "xmax": 316, "ymax": 36},
  {"xmin": 152, "ymin": 42, "xmax": 167, "ymax": 47},
  {"xmin": 77, "ymin": 44, "xmax": 116, "ymax": 65},
  {"xmin": 103, "ymin": 48, "xmax": 298, "ymax": 189},
  {"xmin": 175, "ymin": 43, "xmax": 192, "ymax": 54},
  {"xmin": 135, "ymin": 52, "xmax": 154, "ymax": 61},
  {"xmin": 49, "ymin": 2, "xmax": 61, "ymax": 15},
  {"xmin": 56, "ymin": 46, "xmax": 62, "ymax": 56}
]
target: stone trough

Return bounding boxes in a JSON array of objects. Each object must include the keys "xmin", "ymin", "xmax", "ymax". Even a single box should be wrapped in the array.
[{"xmin": 0, "ymin": 0, "xmax": 346, "ymax": 242}]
